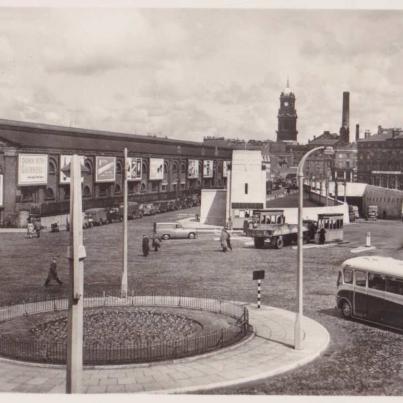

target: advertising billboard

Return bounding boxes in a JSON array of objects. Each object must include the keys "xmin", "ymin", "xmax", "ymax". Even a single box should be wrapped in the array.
[
  {"xmin": 223, "ymin": 161, "xmax": 230, "ymax": 178},
  {"xmin": 18, "ymin": 154, "xmax": 48, "ymax": 186},
  {"xmin": 127, "ymin": 157, "xmax": 142, "ymax": 181},
  {"xmin": 149, "ymin": 158, "xmax": 164, "ymax": 180},
  {"xmin": 203, "ymin": 160, "xmax": 214, "ymax": 178},
  {"xmin": 0, "ymin": 174, "xmax": 3, "ymax": 207},
  {"xmin": 60, "ymin": 155, "xmax": 85, "ymax": 184},
  {"xmin": 95, "ymin": 156, "xmax": 116, "ymax": 183},
  {"xmin": 188, "ymin": 159, "xmax": 199, "ymax": 179}
]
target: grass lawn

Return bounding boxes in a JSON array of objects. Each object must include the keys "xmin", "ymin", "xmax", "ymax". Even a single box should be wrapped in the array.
[{"xmin": 1, "ymin": 208, "xmax": 403, "ymax": 395}]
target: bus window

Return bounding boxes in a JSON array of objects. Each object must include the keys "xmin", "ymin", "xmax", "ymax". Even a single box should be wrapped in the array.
[
  {"xmin": 368, "ymin": 273, "xmax": 385, "ymax": 291},
  {"xmin": 386, "ymin": 277, "xmax": 403, "ymax": 295},
  {"xmin": 343, "ymin": 268, "xmax": 353, "ymax": 284},
  {"xmin": 355, "ymin": 270, "xmax": 367, "ymax": 287}
]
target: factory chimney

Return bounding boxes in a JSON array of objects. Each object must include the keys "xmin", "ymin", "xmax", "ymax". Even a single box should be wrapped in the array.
[
  {"xmin": 339, "ymin": 91, "xmax": 350, "ymax": 144},
  {"xmin": 355, "ymin": 124, "xmax": 360, "ymax": 142}
]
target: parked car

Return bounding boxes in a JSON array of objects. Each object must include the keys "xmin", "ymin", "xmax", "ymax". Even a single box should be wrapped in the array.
[
  {"xmin": 153, "ymin": 222, "xmax": 197, "ymax": 240},
  {"xmin": 152, "ymin": 202, "xmax": 161, "ymax": 214},
  {"xmin": 85, "ymin": 208, "xmax": 108, "ymax": 226},
  {"xmin": 106, "ymin": 207, "xmax": 121, "ymax": 223},
  {"xmin": 167, "ymin": 200, "xmax": 177, "ymax": 211},
  {"xmin": 142, "ymin": 203, "xmax": 156, "ymax": 216},
  {"xmin": 119, "ymin": 202, "xmax": 143, "ymax": 220},
  {"xmin": 158, "ymin": 201, "xmax": 169, "ymax": 213},
  {"xmin": 82, "ymin": 213, "xmax": 94, "ymax": 229}
]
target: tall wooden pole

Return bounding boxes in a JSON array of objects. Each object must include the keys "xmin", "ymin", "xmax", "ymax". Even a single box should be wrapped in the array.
[
  {"xmin": 66, "ymin": 155, "xmax": 86, "ymax": 394},
  {"xmin": 121, "ymin": 148, "xmax": 128, "ymax": 298}
]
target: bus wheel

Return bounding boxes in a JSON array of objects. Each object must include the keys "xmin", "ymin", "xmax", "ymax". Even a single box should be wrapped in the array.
[
  {"xmin": 275, "ymin": 236, "xmax": 284, "ymax": 249},
  {"xmin": 162, "ymin": 234, "xmax": 170, "ymax": 240},
  {"xmin": 341, "ymin": 301, "xmax": 352, "ymax": 319},
  {"xmin": 254, "ymin": 238, "xmax": 265, "ymax": 249}
]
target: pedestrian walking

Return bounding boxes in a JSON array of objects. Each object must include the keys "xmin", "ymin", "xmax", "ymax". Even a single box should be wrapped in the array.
[
  {"xmin": 152, "ymin": 234, "xmax": 161, "ymax": 252},
  {"xmin": 34, "ymin": 220, "xmax": 41, "ymax": 238},
  {"xmin": 26, "ymin": 222, "xmax": 35, "ymax": 239},
  {"xmin": 220, "ymin": 227, "xmax": 232, "ymax": 252},
  {"xmin": 319, "ymin": 227, "xmax": 326, "ymax": 245},
  {"xmin": 142, "ymin": 235, "xmax": 150, "ymax": 257},
  {"xmin": 44, "ymin": 257, "xmax": 63, "ymax": 286}
]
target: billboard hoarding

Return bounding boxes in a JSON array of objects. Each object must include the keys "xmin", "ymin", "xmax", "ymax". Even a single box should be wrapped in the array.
[
  {"xmin": 95, "ymin": 156, "xmax": 116, "ymax": 183},
  {"xmin": 149, "ymin": 158, "xmax": 164, "ymax": 181},
  {"xmin": 60, "ymin": 155, "xmax": 85, "ymax": 184},
  {"xmin": 18, "ymin": 154, "xmax": 48, "ymax": 186},
  {"xmin": 188, "ymin": 159, "xmax": 199, "ymax": 179},
  {"xmin": 127, "ymin": 157, "xmax": 142, "ymax": 181},
  {"xmin": 203, "ymin": 160, "xmax": 213, "ymax": 178}
]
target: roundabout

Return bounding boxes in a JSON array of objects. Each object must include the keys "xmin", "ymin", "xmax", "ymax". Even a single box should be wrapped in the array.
[
  {"xmin": 0, "ymin": 296, "xmax": 249, "ymax": 366},
  {"xmin": 0, "ymin": 301, "xmax": 330, "ymax": 393}
]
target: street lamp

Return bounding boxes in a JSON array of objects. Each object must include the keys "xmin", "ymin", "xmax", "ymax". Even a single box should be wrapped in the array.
[
  {"xmin": 61, "ymin": 156, "xmax": 89, "ymax": 393},
  {"xmin": 294, "ymin": 146, "xmax": 334, "ymax": 350}
]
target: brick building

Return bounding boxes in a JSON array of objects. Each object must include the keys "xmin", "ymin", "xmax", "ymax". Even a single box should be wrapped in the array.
[
  {"xmin": 357, "ymin": 126, "xmax": 403, "ymax": 189},
  {"xmin": 0, "ymin": 119, "xmax": 232, "ymax": 226}
]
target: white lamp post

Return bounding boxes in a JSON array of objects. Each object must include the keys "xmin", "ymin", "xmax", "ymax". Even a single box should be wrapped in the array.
[
  {"xmin": 62, "ymin": 155, "xmax": 89, "ymax": 393},
  {"xmin": 121, "ymin": 148, "xmax": 128, "ymax": 298},
  {"xmin": 294, "ymin": 146, "xmax": 334, "ymax": 350}
]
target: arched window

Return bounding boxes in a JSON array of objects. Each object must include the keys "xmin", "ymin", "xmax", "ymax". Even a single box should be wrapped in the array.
[
  {"xmin": 181, "ymin": 162, "xmax": 186, "ymax": 174},
  {"xmin": 48, "ymin": 159, "xmax": 57, "ymax": 175},
  {"xmin": 142, "ymin": 162, "xmax": 148, "ymax": 175},
  {"xmin": 172, "ymin": 162, "xmax": 178, "ymax": 174},
  {"xmin": 83, "ymin": 185, "xmax": 91, "ymax": 198},
  {"xmin": 141, "ymin": 182, "xmax": 146, "ymax": 192},
  {"xmin": 84, "ymin": 160, "xmax": 93, "ymax": 175},
  {"xmin": 45, "ymin": 187, "xmax": 55, "ymax": 200},
  {"xmin": 116, "ymin": 161, "xmax": 122, "ymax": 175},
  {"xmin": 115, "ymin": 184, "xmax": 121, "ymax": 194}
]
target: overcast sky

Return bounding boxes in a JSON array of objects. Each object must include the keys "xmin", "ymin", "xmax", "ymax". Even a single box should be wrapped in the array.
[{"xmin": 0, "ymin": 7, "xmax": 402, "ymax": 143}]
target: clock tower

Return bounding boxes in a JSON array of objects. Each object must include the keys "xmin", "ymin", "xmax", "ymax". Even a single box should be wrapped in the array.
[{"xmin": 276, "ymin": 79, "xmax": 298, "ymax": 143}]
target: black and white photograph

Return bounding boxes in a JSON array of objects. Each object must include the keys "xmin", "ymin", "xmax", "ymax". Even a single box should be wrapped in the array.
[{"xmin": 0, "ymin": 0, "xmax": 403, "ymax": 399}]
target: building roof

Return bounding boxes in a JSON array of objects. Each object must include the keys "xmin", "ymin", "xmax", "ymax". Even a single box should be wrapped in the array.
[
  {"xmin": 0, "ymin": 118, "xmax": 232, "ymax": 158},
  {"xmin": 357, "ymin": 131, "xmax": 403, "ymax": 143},
  {"xmin": 308, "ymin": 131, "xmax": 341, "ymax": 146},
  {"xmin": 342, "ymin": 256, "xmax": 403, "ymax": 278}
]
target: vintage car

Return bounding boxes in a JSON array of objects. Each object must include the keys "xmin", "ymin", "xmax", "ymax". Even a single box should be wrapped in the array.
[
  {"xmin": 153, "ymin": 222, "xmax": 197, "ymax": 240},
  {"xmin": 85, "ymin": 208, "xmax": 108, "ymax": 226}
]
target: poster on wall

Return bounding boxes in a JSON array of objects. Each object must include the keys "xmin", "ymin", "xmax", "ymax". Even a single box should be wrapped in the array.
[
  {"xmin": 0, "ymin": 174, "xmax": 3, "ymax": 207},
  {"xmin": 203, "ymin": 160, "xmax": 214, "ymax": 178},
  {"xmin": 127, "ymin": 157, "xmax": 142, "ymax": 181},
  {"xmin": 95, "ymin": 156, "xmax": 116, "ymax": 183},
  {"xmin": 60, "ymin": 155, "xmax": 85, "ymax": 184},
  {"xmin": 149, "ymin": 158, "xmax": 164, "ymax": 180},
  {"xmin": 18, "ymin": 154, "xmax": 48, "ymax": 186},
  {"xmin": 188, "ymin": 159, "xmax": 199, "ymax": 179},
  {"xmin": 222, "ymin": 161, "xmax": 230, "ymax": 178}
]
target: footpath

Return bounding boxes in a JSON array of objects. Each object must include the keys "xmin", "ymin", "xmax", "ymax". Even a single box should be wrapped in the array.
[{"xmin": 0, "ymin": 304, "xmax": 329, "ymax": 394}]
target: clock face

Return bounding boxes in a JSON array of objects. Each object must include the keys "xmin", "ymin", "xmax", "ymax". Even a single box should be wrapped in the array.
[{"xmin": 284, "ymin": 102, "xmax": 289, "ymax": 107}]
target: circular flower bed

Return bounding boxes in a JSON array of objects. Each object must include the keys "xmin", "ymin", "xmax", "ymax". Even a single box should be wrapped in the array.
[{"xmin": 30, "ymin": 308, "xmax": 202, "ymax": 346}]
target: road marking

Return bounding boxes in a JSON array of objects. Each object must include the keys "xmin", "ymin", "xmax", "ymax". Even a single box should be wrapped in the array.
[{"xmin": 350, "ymin": 246, "xmax": 377, "ymax": 253}]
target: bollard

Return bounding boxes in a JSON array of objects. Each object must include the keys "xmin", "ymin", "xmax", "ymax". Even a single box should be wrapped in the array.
[{"xmin": 366, "ymin": 232, "xmax": 371, "ymax": 247}]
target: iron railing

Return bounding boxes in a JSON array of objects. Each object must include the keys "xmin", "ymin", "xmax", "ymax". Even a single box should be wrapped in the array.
[{"xmin": 0, "ymin": 294, "xmax": 250, "ymax": 365}]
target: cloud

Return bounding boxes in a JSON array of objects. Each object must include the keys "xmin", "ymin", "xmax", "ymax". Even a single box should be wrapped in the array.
[{"xmin": 0, "ymin": 8, "xmax": 403, "ymax": 144}]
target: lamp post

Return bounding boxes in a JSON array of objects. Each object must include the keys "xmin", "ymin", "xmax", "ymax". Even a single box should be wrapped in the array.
[
  {"xmin": 121, "ymin": 148, "xmax": 128, "ymax": 298},
  {"xmin": 61, "ymin": 155, "xmax": 89, "ymax": 393},
  {"xmin": 295, "ymin": 146, "xmax": 334, "ymax": 350}
]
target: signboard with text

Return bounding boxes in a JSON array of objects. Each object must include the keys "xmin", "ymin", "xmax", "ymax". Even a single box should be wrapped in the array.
[
  {"xmin": 203, "ymin": 160, "xmax": 213, "ymax": 178},
  {"xmin": 95, "ymin": 156, "xmax": 116, "ymax": 183},
  {"xmin": 18, "ymin": 154, "xmax": 48, "ymax": 186},
  {"xmin": 127, "ymin": 157, "xmax": 142, "ymax": 181},
  {"xmin": 188, "ymin": 159, "xmax": 199, "ymax": 179},
  {"xmin": 149, "ymin": 158, "xmax": 164, "ymax": 181},
  {"xmin": 60, "ymin": 155, "xmax": 85, "ymax": 184}
]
